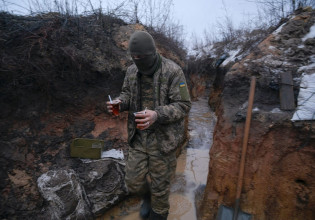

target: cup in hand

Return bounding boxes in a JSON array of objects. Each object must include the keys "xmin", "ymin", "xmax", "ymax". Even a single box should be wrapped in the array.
[
  {"xmin": 134, "ymin": 111, "xmax": 146, "ymax": 129},
  {"xmin": 111, "ymin": 100, "xmax": 120, "ymax": 116}
]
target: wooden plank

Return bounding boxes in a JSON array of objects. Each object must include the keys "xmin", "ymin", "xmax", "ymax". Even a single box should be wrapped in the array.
[{"xmin": 280, "ymin": 72, "xmax": 296, "ymax": 110}]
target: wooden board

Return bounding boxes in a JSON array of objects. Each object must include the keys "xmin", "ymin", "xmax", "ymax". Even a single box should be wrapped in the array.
[{"xmin": 280, "ymin": 72, "xmax": 295, "ymax": 110}]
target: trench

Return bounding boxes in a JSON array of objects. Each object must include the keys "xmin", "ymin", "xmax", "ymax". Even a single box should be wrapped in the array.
[{"xmin": 99, "ymin": 96, "xmax": 216, "ymax": 219}]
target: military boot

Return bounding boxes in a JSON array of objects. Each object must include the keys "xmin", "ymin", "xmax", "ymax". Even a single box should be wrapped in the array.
[
  {"xmin": 149, "ymin": 209, "xmax": 168, "ymax": 220},
  {"xmin": 140, "ymin": 192, "xmax": 151, "ymax": 219}
]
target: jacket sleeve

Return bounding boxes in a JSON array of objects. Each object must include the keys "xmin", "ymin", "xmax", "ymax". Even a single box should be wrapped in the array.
[
  {"xmin": 117, "ymin": 71, "xmax": 131, "ymax": 112},
  {"xmin": 155, "ymin": 68, "xmax": 191, "ymax": 124}
]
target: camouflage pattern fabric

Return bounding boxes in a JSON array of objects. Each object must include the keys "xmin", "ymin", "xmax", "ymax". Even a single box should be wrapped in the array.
[
  {"xmin": 118, "ymin": 55, "xmax": 191, "ymax": 153},
  {"xmin": 140, "ymin": 73, "xmax": 154, "ymax": 110},
  {"xmin": 119, "ymin": 54, "xmax": 191, "ymax": 215},
  {"xmin": 125, "ymin": 131, "xmax": 177, "ymax": 215}
]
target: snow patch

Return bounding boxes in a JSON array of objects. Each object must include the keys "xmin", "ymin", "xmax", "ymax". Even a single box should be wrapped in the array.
[
  {"xmin": 302, "ymin": 24, "xmax": 315, "ymax": 41},
  {"xmin": 271, "ymin": 108, "xmax": 282, "ymax": 113},
  {"xmin": 298, "ymin": 64, "xmax": 315, "ymax": 73},
  {"xmin": 298, "ymin": 56, "xmax": 315, "ymax": 73},
  {"xmin": 222, "ymin": 48, "xmax": 241, "ymax": 66},
  {"xmin": 273, "ymin": 23, "xmax": 286, "ymax": 35}
]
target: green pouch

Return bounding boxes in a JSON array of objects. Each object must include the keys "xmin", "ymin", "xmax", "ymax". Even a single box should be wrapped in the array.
[{"xmin": 70, "ymin": 138, "xmax": 104, "ymax": 159}]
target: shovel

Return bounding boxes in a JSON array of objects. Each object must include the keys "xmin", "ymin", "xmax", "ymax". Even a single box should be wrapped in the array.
[{"xmin": 216, "ymin": 76, "xmax": 256, "ymax": 220}]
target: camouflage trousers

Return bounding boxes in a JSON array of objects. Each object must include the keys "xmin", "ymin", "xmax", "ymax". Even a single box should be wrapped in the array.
[{"xmin": 125, "ymin": 130, "xmax": 177, "ymax": 215}]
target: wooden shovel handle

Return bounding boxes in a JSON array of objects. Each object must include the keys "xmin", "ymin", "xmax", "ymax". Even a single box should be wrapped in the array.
[{"xmin": 236, "ymin": 76, "xmax": 256, "ymax": 199}]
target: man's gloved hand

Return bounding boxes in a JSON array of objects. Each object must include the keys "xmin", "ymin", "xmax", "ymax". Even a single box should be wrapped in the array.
[{"xmin": 135, "ymin": 109, "xmax": 157, "ymax": 130}]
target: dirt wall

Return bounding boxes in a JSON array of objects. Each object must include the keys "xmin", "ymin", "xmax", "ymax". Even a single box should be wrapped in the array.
[{"xmin": 200, "ymin": 8, "xmax": 315, "ymax": 220}]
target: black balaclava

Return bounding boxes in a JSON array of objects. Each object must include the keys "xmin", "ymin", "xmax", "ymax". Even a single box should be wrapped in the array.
[{"xmin": 128, "ymin": 31, "xmax": 160, "ymax": 75}]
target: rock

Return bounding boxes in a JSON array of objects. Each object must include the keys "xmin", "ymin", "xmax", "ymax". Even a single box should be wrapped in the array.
[
  {"xmin": 37, "ymin": 169, "xmax": 93, "ymax": 220},
  {"xmin": 75, "ymin": 159, "xmax": 127, "ymax": 216},
  {"xmin": 305, "ymin": 38, "xmax": 315, "ymax": 46},
  {"xmin": 37, "ymin": 159, "xmax": 127, "ymax": 219}
]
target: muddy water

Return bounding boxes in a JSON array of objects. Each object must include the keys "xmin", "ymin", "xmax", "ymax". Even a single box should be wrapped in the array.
[{"xmin": 99, "ymin": 97, "xmax": 216, "ymax": 220}]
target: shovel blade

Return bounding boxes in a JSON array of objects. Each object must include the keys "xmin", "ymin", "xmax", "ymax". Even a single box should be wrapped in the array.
[{"xmin": 216, "ymin": 205, "xmax": 252, "ymax": 220}]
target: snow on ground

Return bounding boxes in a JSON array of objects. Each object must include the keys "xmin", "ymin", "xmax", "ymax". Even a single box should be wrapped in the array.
[
  {"xmin": 188, "ymin": 44, "xmax": 214, "ymax": 58},
  {"xmin": 273, "ymin": 22, "xmax": 287, "ymax": 35},
  {"xmin": 222, "ymin": 48, "xmax": 241, "ymax": 66},
  {"xmin": 302, "ymin": 23, "xmax": 315, "ymax": 41}
]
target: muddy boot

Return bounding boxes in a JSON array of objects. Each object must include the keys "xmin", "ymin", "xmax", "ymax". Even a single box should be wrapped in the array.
[
  {"xmin": 149, "ymin": 209, "xmax": 168, "ymax": 220},
  {"xmin": 140, "ymin": 193, "xmax": 151, "ymax": 219}
]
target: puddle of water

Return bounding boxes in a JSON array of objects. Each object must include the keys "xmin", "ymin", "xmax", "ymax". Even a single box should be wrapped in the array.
[
  {"xmin": 169, "ymin": 97, "xmax": 216, "ymax": 220},
  {"xmin": 169, "ymin": 147, "xmax": 210, "ymax": 219},
  {"xmin": 98, "ymin": 197, "xmax": 141, "ymax": 220},
  {"xmin": 168, "ymin": 194, "xmax": 193, "ymax": 219},
  {"xmin": 98, "ymin": 97, "xmax": 216, "ymax": 220}
]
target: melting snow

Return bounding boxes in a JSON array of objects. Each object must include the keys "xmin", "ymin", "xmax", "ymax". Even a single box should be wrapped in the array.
[
  {"xmin": 302, "ymin": 24, "xmax": 315, "ymax": 41},
  {"xmin": 298, "ymin": 63, "xmax": 315, "ymax": 72},
  {"xmin": 222, "ymin": 48, "xmax": 241, "ymax": 66},
  {"xmin": 273, "ymin": 22, "xmax": 286, "ymax": 35}
]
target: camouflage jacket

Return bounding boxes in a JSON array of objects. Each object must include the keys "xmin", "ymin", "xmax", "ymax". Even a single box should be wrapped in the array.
[{"xmin": 118, "ymin": 56, "xmax": 191, "ymax": 153}]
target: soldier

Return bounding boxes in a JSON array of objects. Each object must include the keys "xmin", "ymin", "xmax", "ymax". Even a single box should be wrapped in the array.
[{"xmin": 107, "ymin": 31, "xmax": 191, "ymax": 220}]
